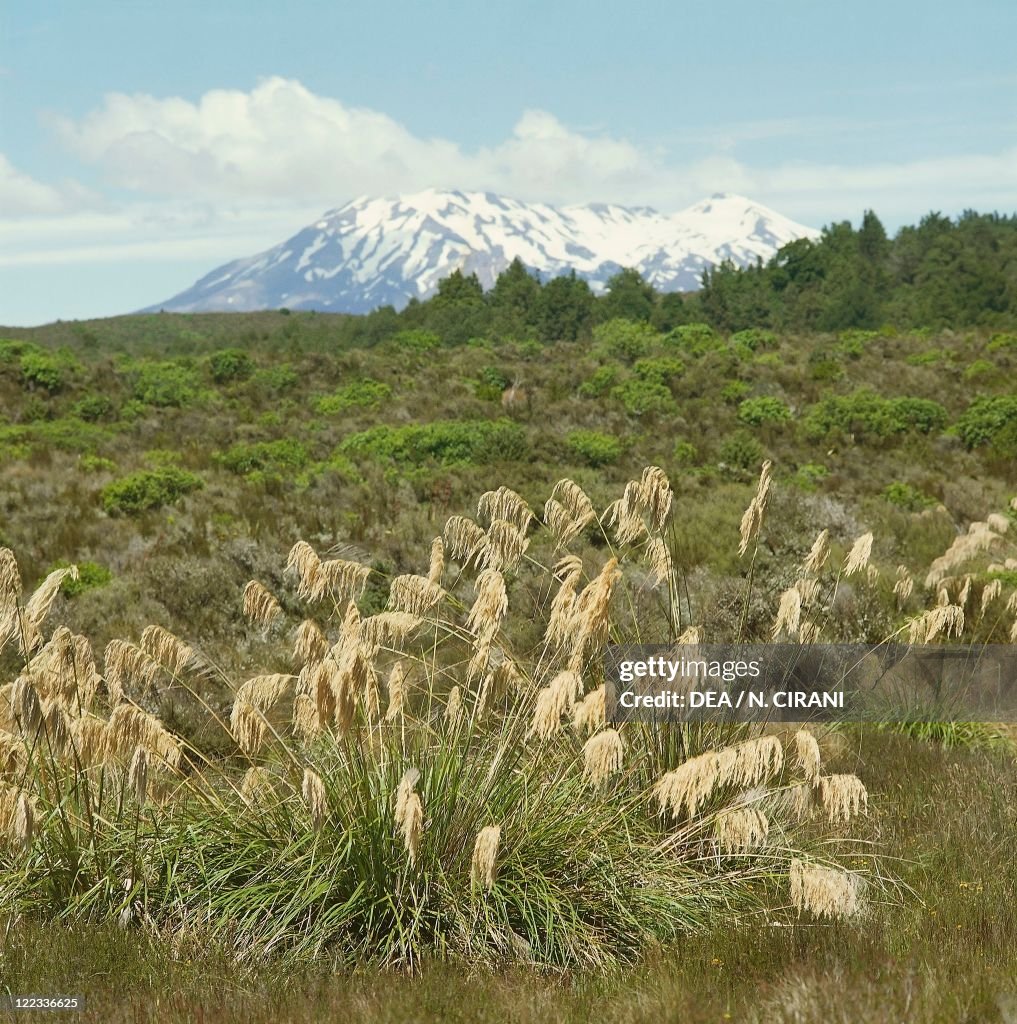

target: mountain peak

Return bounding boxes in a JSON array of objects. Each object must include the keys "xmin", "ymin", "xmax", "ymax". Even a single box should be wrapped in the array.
[{"xmin": 145, "ymin": 190, "xmax": 817, "ymax": 314}]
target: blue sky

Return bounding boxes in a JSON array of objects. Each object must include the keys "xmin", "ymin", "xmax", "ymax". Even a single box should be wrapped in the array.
[{"xmin": 2, "ymin": 0, "xmax": 1017, "ymax": 325}]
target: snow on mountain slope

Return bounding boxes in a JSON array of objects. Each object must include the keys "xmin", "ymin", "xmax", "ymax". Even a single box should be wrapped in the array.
[{"xmin": 145, "ymin": 190, "xmax": 818, "ymax": 314}]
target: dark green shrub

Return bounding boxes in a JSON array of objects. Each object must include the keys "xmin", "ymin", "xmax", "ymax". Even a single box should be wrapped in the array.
[
  {"xmin": 209, "ymin": 348, "xmax": 255, "ymax": 384},
  {"xmin": 883, "ymin": 482, "xmax": 936, "ymax": 511},
  {"xmin": 633, "ymin": 356, "xmax": 685, "ymax": 385},
  {"xmin": 101, "ymin": 467, "xmax": 203, "ymax": 514},
  {"xmin": 391, "ymin": 330, "xmax": 441, "ymax": 353},
  {"xmin": 315, "ymin": 379, "xmax": 391, "ymax": 414},
  {"xmin": 592, "ymin": 319, "xmax": 658, "ymax": 363},
  {"xmin": 218, "ymin": 438, "xmax": 311, "ymax": 477},
  {"xmin": 731, "ymin": 328, "xmax": 777, "ymax": 353},
  {"xmin": 611, "ymin": 378, "xmax": 676, "ymax": 416},
  {"xmin": 952, "ymin": 396, "xmax": 1017, "ymax": 455},
  {"xmin": 578, "ymin": 365, "xmax": 619, "ymax": 398},
  {"xmin": 804, "ymin": 390, "xmax": 948, "ymax": 441},
  {"xmin": 20, "ymin": 352, "xmax": 66, "ymax": 393},
  {"xmin": 72, "ymin": 394, "xmax": 115, "ymax": 422},
  {"xmin": 738, "ymin": 396, "xmax": 792, "ymax": 426},
  {"xmin": 793, "ymin": 463, "xmax": 829, "ymax": 490},
  {"xmin": 132, "ymin": 362, "xmax": 201, "ymax": 407},
  {"xmin": 51, "ymin": 560, "xmax": 113, "ymax": 597},
  {"xmin": 340, "ymin": 419, "xmax": 528, "ymax": 466},
  {"xmin": 566, "ymin": 429, "xmax": 623, "ymax": 467},
  {"xmin": 718, "ymin": 431, "xmax": 765, "ymax": 470},
  {"xmin": 672, "ymin": 440, "xmax": 698, "ymax": 465},
  {"xmin": 665, "ymin": 322, "xmax": 721, "ymax": 356}
]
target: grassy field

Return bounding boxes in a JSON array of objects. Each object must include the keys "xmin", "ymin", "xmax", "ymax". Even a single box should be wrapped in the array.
[
  {"xmin": 1, "ymin": 729, "xmax": 1014, "ymax": 1023},
  {"xmin": 1, "ymin": 312, "xmax": 1016, "ymax": 1022}
]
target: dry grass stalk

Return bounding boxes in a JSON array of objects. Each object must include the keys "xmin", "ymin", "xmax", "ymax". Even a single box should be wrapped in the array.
[
  {"xmin": 104, "ymin": 639, "xmax": 161, "ymax": 705},
  {"xmin": 465, "ymin": 569, "xmax": 509, "ymax": 641},
  {"xmin": 567, "ymin": 558, "xmax": 621, "ymax": 667},
  {"xmin": 423, "ymin": 537, "xmax": 445, "ymax": 588},
  {"xmin": 818, "ymin": 774, "xmax": 868, "ymax": 822},
  {"xmin": 240, "ymin": 766, "xmax": 274, "ymax": 807},
  {"xmin": 231, "ymin": 675, "xmax": 295, "ymax": 755},
  {"xmin": 956, "ymin": 575, "xmax": 972, "ymax": 608},
  {"xmin": 21, "ymin": 566, "xmax": 78, "ymax": 651},
  {"xmin": 573, "ymin": 685, "xmax": 606, "ymax": 736},
  {"xmin": 443, "ymin": 516, "xmax": 489, "ymax": 568},
  {"xmin": 141, "ymin": 625, "xmax": 193, "ymax": 675},
  {"xmin": 772, "ymin": 587, "xmax": 802, "ymax": 640},
  {"xmin": 981, "ymin": 579, "xmax": 1002, "ymax": 614},
  {"xmin": 715, "ymin": 806, "xmax": 769, "ymax": 852},
  {"xmin": 790, "ymin": 858, "xmax": 860, "ymax": 919},
  {"xmin": 639, "ymin": 466, "xmax": 674, "ymax": 531},
  {"xmin": 583, "ymin": 728, "xmax": 625, "ymax": 785},
  {"xmin": 655, "ymin": 736, "xmax": 784, "ymax": 820},
  {"xmin": 11, "ymin": 678, "xmax": 42, "ymax": 737},
  {"xmin": 484, "ymin": 519, "xmax": 530, "ymax": 572},
  {"xmin": 795, "ymin": 577, "xmax": 820, "ymax": 608},
  {"xmin": 646, "ymin": 536, "xmax": 671, "ymax": 586},
  {"xmin": 793, "ymin": 730, "xmax": 822, "ymax": 784},
  {"xmin": 0, "ymin": 730, "xmax": 26, "ymax": 778},
  {"xmin": 293, "ymin": 620, "xmax": 328, "ymax": 665},
  {"xmin": 320, "ymin": 558, "xmax": 372, "ymax": 602},
  {"xmin": 360, "ymin": 612, "xmax": 421, "ymax": 656},
  {"xmin": 907, "ymin": 604, "xmax": 965, "ymax": 643},
  {"xmin": 242, "ymin": 580, "xmax": 283, "ymax": 627},
  {"xmin": 604, "ymin": 480, "xmax": 648, "ymax": 546},
  {"xmin": 529, "ymin": 675, "xmax": 575, "ymax": 740},
  {"xmin": 128, "ymin": 746, "xmax": 149, "ymax": 805},
  {"xmin": 292, "ymin": 693, "xmax": 320, "ymax": 742},
  {"xmin": 678, "ymin": 626, "xmax": 702, "ymax": 644},
  {"xmin": 843, "ymin": 532, "xmax": 874, "ymax": 577},
  {"xmin": 738, "ymin": 461, "xmax": 773, "ymax": 557},
  {"xmin": 987, "ymin": 512, "xmax": 1010, "ymax": 534},
  {"xmin": 893, "ymin": 565, "xmax": 914, "ymax": 606},
  {"xmin": 302, "ymin": 768, "xmax": 328, "ymax": 830},
  {"xmin": 11, "ymin": 791, "xmax": 33, "ymax": 855},
  {"xmin": 925, "ymin": 528, "xmax": 1001, "ymax": 586},
  {"xmin": 471, "ymin": 825, "xmax": 502, "ymax": 890},
  {"xmin": 0, "ymin": 547, "xmax": 20, "ymax": 602},
  {"xmin": 802, "ymin": 530, "xmax": 831, "ymax": 573},
  {"xmin": 385, "ymin": 662, "xmax": 407, "ymax": 722},
  {"xmin": 107, "ymin": 704, "xmax": 181, "ymax": 770},
  {"xmin": 478, "ymin": 486, "xmax": 533, "ymax": 534},
  {"xmin": 394, "ymin": 768, "xmax": 423, "ymax": 864},
  {"xmin": 387, "ymin": 574, "xmax": 446, "ymax": 616},
  {"xmin": 445, "ymin": 685, "xmax": 462, "ymax": 723},
  {"xmin": 550, "ymin": 479, "xmax": 596, "ymax": 542}
]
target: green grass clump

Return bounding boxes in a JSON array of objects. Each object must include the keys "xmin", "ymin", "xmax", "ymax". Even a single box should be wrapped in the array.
[
  {"xmin": 315, "ymin": 379, "xmax": 392, "ymax": 414},
  {"xmin": 566, "ymin": 429, "xmax": 623, "ymax": 467},
  {"xmin": 339, "ymin": 419, "xmax": 528, "ymax": 466}
]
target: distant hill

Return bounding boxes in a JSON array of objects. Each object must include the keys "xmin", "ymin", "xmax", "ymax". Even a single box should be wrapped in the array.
[{"xmin": 144, "ymin": 189, "xmax": 817, "ymax": 314}]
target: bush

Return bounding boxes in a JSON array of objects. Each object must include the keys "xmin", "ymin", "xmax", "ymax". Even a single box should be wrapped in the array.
[
  {"xmin": 718, "ymin": 431, "xmax": 765, "ymax": 471},
  {"xmin": 963, "ymin": 359, "xmax": 996, "ymax": 381},
  {"xmin": 132, "ymin": 362, "xmax": 201, "ymax": 407},
  {"xmin": 315, "ymin": 379, "xmax": 391, "ymax": 414},
  {"xmin": 883, "ymin": 482, "xmax": 936, "ymax": 511},
  {"xmin": 731, "ymin": 328, "xmax": 777, "ymax": 353},
  {"xmin": 391, "ymin": 330, "xmax": 441, "ymax": 353},
  {"xmin": 738, "ymin": 397, "xmax": 792, "ymax": 426},
  {"xmin": 672, "ymin": 440, "xmax": 698, "ymax": 466},
  {"xmin": 340, "ymin": 420, "xmax": 528, "ymax": 466},
  {"xmin": 566, "ymin": 429, "xmax": 623, "ymax": 467},
  {"xmin": 720, "ymin": 381, "xmax": 751, "ymax": 404},
  {"xmin": 218, "ymin": 439, "xmax": 311, "ymax": 478},
  {"xmin": 987, "ymin": 332, "xmax": 1017, "ymax": 352},
  {"xmin": 793, "ymin": 463, "xmax": 829, "ymax": 491},
  {"xmin": 611, "ymin": 378, "xmax": 676, "ymax": 417},
  {"xmin": 803, "ymin": 390, "xmax": 948, "ymax": 442},
  {"xmin": 633, "ymin": 356, "xmax": 685, "ymax": 385},
  {"xmin": 665, "ymin": 322, "xmax": 721, "ymax": 356},
  {"xmin": 593, "ymin": 319, "xmax": 658, "ymax": 363},
  {"xmin": 952, "ymin": 396, "xmax": 1017, "ymax": 455},
  {"xmin": 578, "ymin": 366, "xmax": 619, "ymax": 398},
  {"xmin": 50, "ymin": 559, "xmax": 113, "ymax": 598},
  {"xmin": 71, "ymin": 394, "xmax": 115, "ymax": 422},
  {"xmin": 209, "ymin": 348, "xmax": 255, "ymax": 384},
  {"xmin": 20, "ymin": 352, "xmax": 66, "ymax": 393},
  {"xmin": 101, "ymin": 467, "xmax": 203, "ymax": 515}
]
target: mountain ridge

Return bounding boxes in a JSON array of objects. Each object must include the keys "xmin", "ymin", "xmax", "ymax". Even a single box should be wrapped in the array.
[{"xmin": 145, "ymin": 189, "xmax": 818, "ymax": 314}]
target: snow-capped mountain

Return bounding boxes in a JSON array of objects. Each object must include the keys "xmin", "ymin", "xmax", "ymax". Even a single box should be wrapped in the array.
[{"xmin": 146, "ymin": 190, "xmax": 818, "ymax": 314}]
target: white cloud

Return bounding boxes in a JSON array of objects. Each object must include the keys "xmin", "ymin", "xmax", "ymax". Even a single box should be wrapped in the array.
[
  {"xmin": 0, "ymin": 153, "xmax": 97, "ymax": 217},
  {"xmin": 48, "ymin": 76, "xmax": 1017, "ymax": 225}
]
